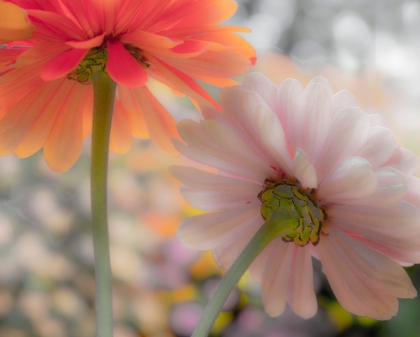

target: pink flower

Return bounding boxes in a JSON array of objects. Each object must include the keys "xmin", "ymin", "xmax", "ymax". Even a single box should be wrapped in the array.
[
  {"xmin": 171, "ymin": 73, "xmax": 420, "ymax": 320},
  {"xmin": 0, "ymin": 0, "xmax": 255, "ymax": 172}
]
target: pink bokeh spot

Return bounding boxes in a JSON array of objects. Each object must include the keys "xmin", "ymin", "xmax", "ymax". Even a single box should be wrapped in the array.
[{"xmin": 106, "ymin": 40, "xmax": 148, "ymax": 88}]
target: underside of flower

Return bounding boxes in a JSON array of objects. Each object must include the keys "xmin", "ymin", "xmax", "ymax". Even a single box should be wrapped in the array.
[
  {"xmin": 258, "ymin": 179, "xmax": 327, "ymax": 247},
  {"xmin": 67, "ymin": 48, "xmax": 107, "ymax": 84},
  {"xmin": 67, "ymin": 44, "xmax": 149, "ymax": 85}
]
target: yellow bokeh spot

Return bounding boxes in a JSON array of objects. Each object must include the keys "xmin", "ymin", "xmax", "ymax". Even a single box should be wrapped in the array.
[
  {"xmin": 212, "ymin": 311, "xmax": 233, "ymax": 335},
  {"xmin": 327, "ymin": 301, "xmax": 353, "ymax": 331}
]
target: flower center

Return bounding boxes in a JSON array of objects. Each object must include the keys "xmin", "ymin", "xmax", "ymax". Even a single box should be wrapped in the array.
[
  {"xmin": 258, "ymin": 179, "xmax": 327, "ymax": 247},
  {"xmin": 67, "ymin": 45, "xmax": 150, "ymax": 85}
]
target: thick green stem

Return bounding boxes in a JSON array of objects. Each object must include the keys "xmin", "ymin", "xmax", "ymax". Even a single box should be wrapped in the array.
[
  {"xmin": 191, "ymin": 209, "xmax": 298, "ymax": 337},
  {"xmin": 90, "ymin": 72, "xmax": 116, "ymax": 337}
]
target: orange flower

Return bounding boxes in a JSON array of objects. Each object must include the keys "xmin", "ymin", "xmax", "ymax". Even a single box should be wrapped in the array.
[{"xmin": 0, "ymin": 0, "xmax": 255, "ymax": 172}]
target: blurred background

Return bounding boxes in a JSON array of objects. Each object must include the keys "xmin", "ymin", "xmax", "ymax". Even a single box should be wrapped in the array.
[{"xmin": 2, "ymin": 0, "xmax": 420, "ymax": 336}]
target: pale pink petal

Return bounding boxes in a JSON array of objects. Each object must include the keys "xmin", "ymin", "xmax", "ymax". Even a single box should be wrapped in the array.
[
  {"xmin": 329, "ymin": 201, "xmax": 420, "ymax": 240},
  {"xmin": 178, "ymin": 206, "xmax": 260, "ymax": 251},
  {"xmin": 355, "ymin": 126, "xmax": 397, "ymax": 169},
  {"xmin": 41, "ymin": 48, "xmax": 88, "ymax": 81},
  {"xmin": 170, "ymin": 166, "xmax": 261, "ymax": 211},
  {"xmin": 292, "ymin": 149, "xmax": 318, "ymax": 189},
  {"xmin": 315, "ymin": 107, "xmax": 370, "ymax": 183},
  {"xmin": 275, "ymin": 78, "xmax": 305, "ymax": 156},
  {"xmin": 331, "ymin": 89, "xmax": 357, "ymax": 115},
  {"xmin": 318, "ymin": 157, "xmax": 376, "ymax": 202},
  {"xmin": 174, "ymin": 119, "xmax": 272, "ymax": 182},
  {"xmin": 317, "ymin": 227, "xmax": 415, "ymax": 320},
  {"xmin": 249, "ymin": 238, "xmax": 279, "ymax": 283},
  {"xmin": 106, "ymin": 40, "xmax": 148, "ymax": 88},
  {"xmin": 260, "ymin": 242, "xmax": 294, "ymax": 317},
  {"xmin": 405, "ymin": 176, "xmax": 420, "ymax": 208},
  {"xmin": 344, "ymin": 168, "xmax": 407, "ymax": 208},
  {"xmin": 219, "ymin": 88, "xmax": 292, "ymax": 175},
  {"xmin": 301, "ymin": 81, "xmax": 332, "ymax": 161},
  {"xmin": 241, "ymin": 72, "xmax": 278, "ymax": 111},
  {"xmin": 212, "ymin": 219, "xmax": 262, "ymax": 269},
  {"xmin": 306, "ymin": 75, "xmax": 333, "ymax": 95},
  {"xmin": 384, "ymin": 147, "xmax": 418, "ymax": 177},
  {"xmin": 287, "ymin": 245, "xmax": 317, "ymax": 318}
]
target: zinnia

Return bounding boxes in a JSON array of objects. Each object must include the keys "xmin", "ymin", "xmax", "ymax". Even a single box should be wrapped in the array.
[
  {"xmin": 171, "ymin": 73, "xmax": 420, "ymax": 320},
  {"xmin": 0, "ymin": 0, "xmax": 255, "ymax": 171}
]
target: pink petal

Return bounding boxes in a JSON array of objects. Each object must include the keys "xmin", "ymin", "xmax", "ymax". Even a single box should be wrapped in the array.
[
  {"xmin": 173, "ymin": 119, "xmax": 271, "ymax": 182},
  {"xmin": 315, "ymin": 107, "xmax": 370, "ymax": 183},
  {"xmin": 260, "ymin": 242, "xmax": 294, "ymax": 317},
  {"xmin": 287, "ymin": 245, "xmax": 317, "ymax": 318},
  {"xmin": 170, "ymin": 166, "xmax": 261, "ymax": 211},
  {"xmin": 384, "ymin": 147, "xmax": 419, "ymax": 177},
  {"xmin": 275, "ymin": 78, "xmax": 305, "ymax": 156},
  {"xmin": 318, "ymin": 157, "xmax": 376, "ymax": 202},
  {"xmin": 249, "ymin": 238, "xmax": 279, "ymax": 283},
  {"xmin": 66, "ymin": 33, "xmax": 105, "ymax": 49},
  {"xmin": 292, "ymin": 149, "xmax": 318, "ymax": 189},
  {"xmin": 177, "ymin": 205, "xmax": 260, "ymax": 251},
  {"xmin": 106, "ymin": 40, "xmax": 148, "ymax": 88},
  {"xmin": 219, "ymin": 87, "xmax": 293, "ymax": 175},
  {"xmin": 41, "ymin": 48, "xmax": 88, "ymax": 81},
  {"xmin": 301, "ymin": 81, "xmax": 332, "ymax": 161},
  {"xmin": 241, "ymin": 72, "xmax": 278, "ymax": 112},
  {"xmin": 331, "ymin": 89, "xmax": 357, "ymax": 115},
  {"xmin": 316, "ymin": 227, "xmax": 415, "ymax": 319},
  {"xmin": 355, "ymin": 126, "xmax": 397, "ymax": 169},
  {"xmin": 329, "ymin": 201, "xmax": 420, "ymax": 240},
  {"xmin": 344, "ymin": 167, "xmax": 407, "ymax": 208},
  {"xmin": 212, "ymin": 219, "xmax": 262, "ymax": 269}
]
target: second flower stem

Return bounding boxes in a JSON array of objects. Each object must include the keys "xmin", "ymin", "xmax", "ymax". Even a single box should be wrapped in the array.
[
  {"xmin": 191, "ymin": 209, "xmax": 299, "ymax": 337},
  {"xmin": 90, "ymin": 71, "xmax": 116, "ymax": 337}
]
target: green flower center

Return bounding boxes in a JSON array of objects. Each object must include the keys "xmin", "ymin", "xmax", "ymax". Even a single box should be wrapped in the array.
[{"xmin": 258, "ymin": 179, "xmax": 327, "ymax": 247}]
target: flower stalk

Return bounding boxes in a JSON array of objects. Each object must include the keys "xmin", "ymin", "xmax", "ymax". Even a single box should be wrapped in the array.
[
  {"xmin": 191, "ymin": 209, "xmax": 299, "ymax": 337},
  {"xmin": 90, "ymin": 71, "xmax": 116, "ymax": 337}
]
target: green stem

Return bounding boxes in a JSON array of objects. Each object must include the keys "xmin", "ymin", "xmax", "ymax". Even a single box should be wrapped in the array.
[
  {"xmin": 90, "ymin": 71, "xmax": 116, "ymax": 337},
  {"xmin": 191, "ymin": 209, "xmax": 298, "ymax": 337}
]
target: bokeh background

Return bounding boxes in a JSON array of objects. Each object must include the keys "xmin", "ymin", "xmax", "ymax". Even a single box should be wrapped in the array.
[{"xmin": 2, "ymin": 0, "xmax": 420, "ymax": 336}]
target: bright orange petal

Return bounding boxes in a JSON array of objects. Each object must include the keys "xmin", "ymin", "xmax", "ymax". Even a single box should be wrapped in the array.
[
  {"xmin": 117, "ymin": 85, "xmax": 149, "ymax": 138},
  {"xmin": 0, "ymin": 2, "xmax": 33, "ymax": 43},
  {"xmin": 110, "ymin": 99, "xmax": 133, "ymax": 153},
  {"xmin": 146, "ymin": 52, "xmax": 220, "ymax": 109},
  {"xmin": 132, "ymin": 85, "xmax": 179, "ymax": 154},
  {"xmin": 43, "ymin": 82, "xmax": 86, "ymax": 172}
]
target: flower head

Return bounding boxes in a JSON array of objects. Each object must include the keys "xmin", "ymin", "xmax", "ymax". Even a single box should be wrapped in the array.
[
  {"xmin": 0, "ymin": 0, "xmax": 255, "ymax": 171},
  {"xmin": 171, "ymin": 73, "xmax": 420, "ymax": 320}
]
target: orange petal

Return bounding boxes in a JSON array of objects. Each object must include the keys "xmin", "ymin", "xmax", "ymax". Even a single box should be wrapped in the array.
[
  {"xmin": 117, "ymin": 85, "xmax": 149, "ymax": 138},
  {"xmin": 66, "ymin": 33, "xmax": 105, "ymax": 49},
  {"xmin": 110, "ymin": 99, "xmax": 133, "ymax": 153},
  {"xmin": 132, "ymin": 85, "xmax": 179, "ymax": 154},
  {"xmin": 146, "ymin": 52, "xmax": 220, "ymax": 109},
  {"xmin": 0, "ymin": 2, "xmax": 33, "ymax": 43},
  {"xmin": 43, "ymin": 81, "xmax": 86, "ymax": 172}
]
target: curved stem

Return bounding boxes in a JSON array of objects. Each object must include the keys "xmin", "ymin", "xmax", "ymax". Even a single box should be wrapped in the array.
[
  {"xmin": 90, "ymin": 72, "xmax": 116, "ymax": 337},
  {"xmin": 191, "ymin": 209, "xmax": 298, "ymax": 337}
]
